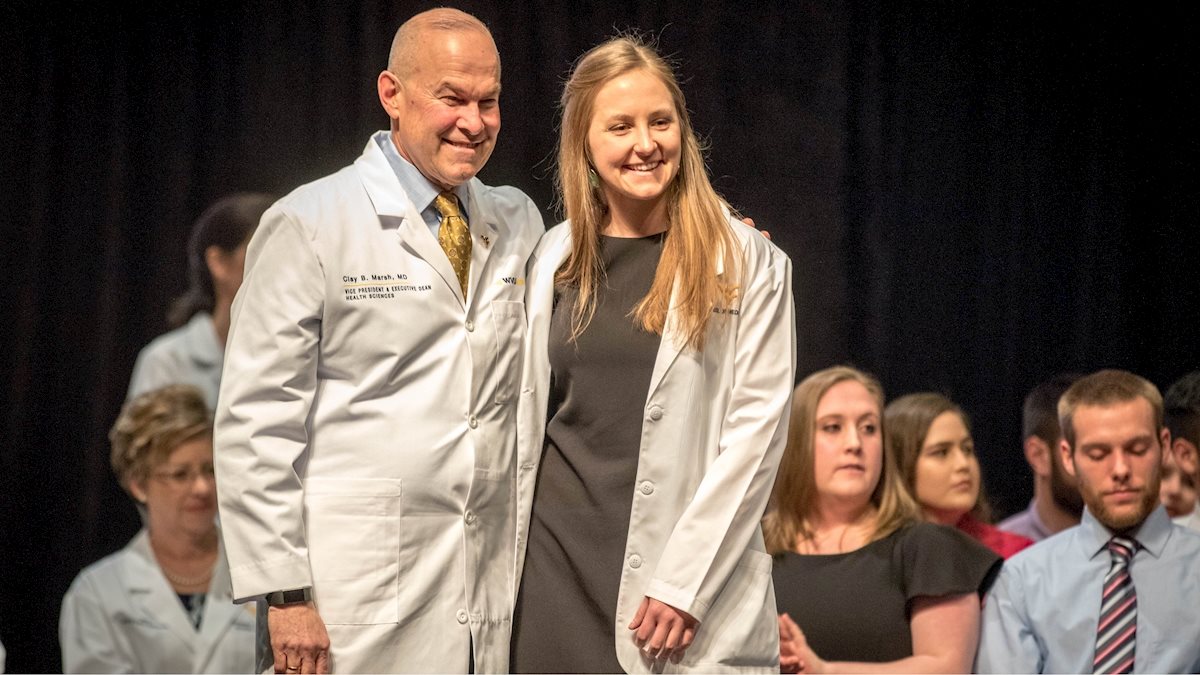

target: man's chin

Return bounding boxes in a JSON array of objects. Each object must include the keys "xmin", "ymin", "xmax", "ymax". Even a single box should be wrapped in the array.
[{"xmin": 1090, "ymin": 495, "xmax": 1155, "ymax": 532}]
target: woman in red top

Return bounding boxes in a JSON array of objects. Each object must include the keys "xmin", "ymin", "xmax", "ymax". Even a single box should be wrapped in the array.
[{"xmin": 885, "ymin": 393, "xmax": 1034, "ymax": 559}]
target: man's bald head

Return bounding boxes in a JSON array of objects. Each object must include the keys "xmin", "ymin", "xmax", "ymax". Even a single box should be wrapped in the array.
[{"xmin": 388, "ymin": 8, "xmax": 498, "ymax": 81}]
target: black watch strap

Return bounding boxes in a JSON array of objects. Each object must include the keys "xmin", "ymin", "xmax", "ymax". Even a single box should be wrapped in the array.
[{"xmin": 265, "ymin": 587, "xmax": 313, "ymax": 606}]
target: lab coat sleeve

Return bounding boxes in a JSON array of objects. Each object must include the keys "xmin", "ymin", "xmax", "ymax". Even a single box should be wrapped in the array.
[
  {"xmin": 214, "ymin": 205, "xmax": 325, "ymax": 602},
  {"xmin": 60, "ymin": 575, "xmax": 138, "ymax": 674},
  {"xmin": 126, "ymin": 347, "xmax": 166, "ymax": 401},
  {"xmin": 974, "ymin": 562, "xmax": 1044, "ymax": 673},
  {"xmin": 644, "ymin": 231, "xmax": 796, "ymax": 622}
]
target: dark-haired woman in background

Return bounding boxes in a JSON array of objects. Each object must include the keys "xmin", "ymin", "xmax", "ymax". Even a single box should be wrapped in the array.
[
  {"xmin": 768, "ymin": 367, "xmax": 1000, "ymax": 674},
  {"xmin": 886, "ymin": 392, "xmax": 1034, "ymax": 559},
  {"xmin": 127, "ymin": 193, "xmax": 274, "ymax": 408}
]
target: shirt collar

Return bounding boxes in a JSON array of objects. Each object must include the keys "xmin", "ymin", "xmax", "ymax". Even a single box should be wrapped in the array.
[
  {"xmin": 1080, "ymin": 504, "xmax": 1173, "ymax": 560},
  {"xmin": 373, "ymin": 131, "xmax": 471, "ymax": 220},
  {"xmin": 1024, "ymin": 499, "xmax": 1053, "ymax": 539},
  {"xmin": 182, "ymin": 312, "xmax": 222, "ymax": 366}
]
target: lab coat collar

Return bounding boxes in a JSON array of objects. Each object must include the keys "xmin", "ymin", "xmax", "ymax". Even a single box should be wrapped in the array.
[
  {"xmin": 181, "ymin": 312, "xmax": 222, "ymax": 368},
  {"xmin": 127, "ymin": 530, "xmax": 201, "ymax": 656},
  {"xmin": 126, "ymin": 527, "xmax": 247, "ymax": 670},
  {"xmin": 539, "ymin": 222, "xmax": 694, "ymax": 401},
  {"xmin": 356, "ymin": 135, "xmax": 502, "ymax": 310}
]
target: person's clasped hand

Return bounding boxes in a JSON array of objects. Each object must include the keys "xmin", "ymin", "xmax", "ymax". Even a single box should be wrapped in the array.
[{"xmin": 630, "ymin": 596, "xmax": 699, "ymax": 664}]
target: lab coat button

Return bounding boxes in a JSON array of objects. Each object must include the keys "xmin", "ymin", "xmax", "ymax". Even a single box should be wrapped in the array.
[
  {"xmin": 465, "ymin": 510, "xmax": 477, "ymax": 525},
  {"xmin": 465, "ymin": 319, "xmax": 475, "ymax": 332},
  {"xmin": 468, "ymin": 415, "xmax": 479, "ymax": 429},
  {"xmin": 628, "ymin": 554, "xmax": 643, "ymax": 569},
  {"xmin": 456, "ymin": 609, "xmax": 469, "ymax": 624},
  {"xmin": 648, "ymin": 406, "xmax": 663, "ymax": 421},
  {"xmin": 640, "ymin": 481, "xmax": 654, "ymax": 495}
]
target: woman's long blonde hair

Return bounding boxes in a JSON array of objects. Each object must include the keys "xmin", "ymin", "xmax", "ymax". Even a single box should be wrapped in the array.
[
  {"xmin": 763, "ymin": 366, "xmax": 920, "ymax": 554},
  {"xmin": 556, "ymin": 35, "xmax": 738, "ymax": 351}
]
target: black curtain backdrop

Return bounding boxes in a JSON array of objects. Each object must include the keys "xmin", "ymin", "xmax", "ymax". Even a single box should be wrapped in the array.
[{"xmin": 2, "ymin": 2, "xmax": 1196, "ymax": 671}]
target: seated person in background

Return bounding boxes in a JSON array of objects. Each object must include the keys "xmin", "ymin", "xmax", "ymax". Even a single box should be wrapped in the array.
[
  {"xmin": 1160, "ymin": 444, "xmax": 1198, "ymax": 528},
  {"xmin": 976, "ymin": 369, "xmax": 1200, "ymax": 674},
  {"xmin": 766, "ymin": 366, "xmax": 1001, "ymax": 674},
  {"xmin": 60, "ymin": 385, "xmax": 253, "ymax": 673},
  {"xmin": 886, "ymin": 392, "xmax": 1034, "ymax": 558},
  {"xmin": 1164, "ymin": 370, "xmax": 1200, "ymax": 531},
  {"xmin": 127, "ymin": 193, "xmax": 274, "ymax": 408},
  {"xmin": 999, "ymin": 373, "xmax": 1085, "ymax": 540}
]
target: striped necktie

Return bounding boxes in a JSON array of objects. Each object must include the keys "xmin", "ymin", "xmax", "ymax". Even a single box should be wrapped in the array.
[
  {"xmin": 1093, "ymin": 536, "xmax": 1137, "ymax": 674},
  {"xmin": 434, "ymin": 191, "xmax": 471, "ymax": 297}
]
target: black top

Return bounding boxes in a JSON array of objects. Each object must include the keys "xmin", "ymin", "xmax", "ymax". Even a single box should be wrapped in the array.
[
  {"xmin": 772, "ymin": 522, "xmax": 1002, "ymax": 664},
  {"xmin": 511, "ymin": 232, "xmax": 666, "ymax": 674}
]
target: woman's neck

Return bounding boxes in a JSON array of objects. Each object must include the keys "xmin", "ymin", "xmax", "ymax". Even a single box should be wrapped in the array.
[
  {"xmin": 602, "ymin": 196, "xmax": 669, "ymax": 238},
  {"xmin": 211, "ymin": 295, "xmax": 233, "ymax": 348},
  {"xmin": 798, "ymin": 499, "xmax": 878, "ymax": 554},
  {"xmin": 925, "ymin": 506, "xmax": 968, "ymax": 527},
  {"xmin": 149, "ymin": 526, "xmax": 218, "ymax": 562}
]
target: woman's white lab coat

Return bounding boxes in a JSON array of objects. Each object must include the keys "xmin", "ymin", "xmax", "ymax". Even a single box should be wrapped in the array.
[
  {"xmin": 59, "ymin": 529, "xmax": 255, "ymax": 673},
  {"xmin": 127, "ymin": 312, "xmax": 223, "ymax": 409},
  {"xmin": 514, "ymin": 216, "xmax": 796, "ymax": 673}
]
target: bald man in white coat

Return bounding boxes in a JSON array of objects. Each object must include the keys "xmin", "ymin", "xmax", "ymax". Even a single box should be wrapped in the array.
[{"xmin": 214, "ymin": 9, "xmax": 542, "ymax": 673}]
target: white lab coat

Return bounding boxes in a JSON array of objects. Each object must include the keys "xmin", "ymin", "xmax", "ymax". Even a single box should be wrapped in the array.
[
  {"xmin": 215, "ymin": 136, "xmax": 543, "ymax": 673},
  {"xmin": 127, "ymin": 312, "xmax": 223, "ymax": 409},
  {"xmin": 59, "ymin": 529, "xmax": 255, "ymax": 673},
  {"xmin": 514, "ymin": 217, "xmax": 795, "ymax": 673}
]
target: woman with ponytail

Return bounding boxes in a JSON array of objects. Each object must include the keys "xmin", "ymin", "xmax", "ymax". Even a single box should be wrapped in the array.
[{"xmin": 127, "ymin": 193, "xmax": 274, "ymax": 408}]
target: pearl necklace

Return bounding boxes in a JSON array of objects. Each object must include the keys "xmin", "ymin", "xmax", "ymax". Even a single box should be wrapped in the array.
[{"xmin": 161, "ymin": 564, "xmax": 213, "ymax": 588}]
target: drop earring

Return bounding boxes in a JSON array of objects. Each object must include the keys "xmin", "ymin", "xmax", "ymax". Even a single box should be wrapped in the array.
[{"xmin": 588, "ymin": 167, "xmax": 600, "ymax": 189}]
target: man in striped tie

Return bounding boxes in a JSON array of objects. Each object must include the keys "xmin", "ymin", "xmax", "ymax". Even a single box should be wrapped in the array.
[{"xmin": 976, "ymin": 369, "xmax": 1200, "ymax": 673}]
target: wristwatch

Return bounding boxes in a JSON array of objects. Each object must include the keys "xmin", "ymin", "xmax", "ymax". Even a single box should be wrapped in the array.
[{"xmin": 265, "ymin": 587, "xmax": 313, "ymax": 606}]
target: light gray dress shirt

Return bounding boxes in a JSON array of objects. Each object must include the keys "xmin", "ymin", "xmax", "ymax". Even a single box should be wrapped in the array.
[
  {"xmin": 976, "ymin": 505, "xmax": 1200, "ymax": 673},
  {"xmin": 997, "ymin": 499, "xmax": 1053, "ymax": 541},
  {"xmin": 373, "ymin": 131, "xmax": 471, "ymax": 234}
]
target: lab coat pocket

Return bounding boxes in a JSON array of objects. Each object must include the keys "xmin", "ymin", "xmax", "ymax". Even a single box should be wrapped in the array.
[
  {"xmin": 490, "ymin": 300, "xmax": 525, "ymax": 404},
  {"xmin": 681, "ymin": 549, "xmax": 778, "ymax": 669},
  {"xmin": 303, "ymin": 477, "xmax": 402, "ymax": 625}
]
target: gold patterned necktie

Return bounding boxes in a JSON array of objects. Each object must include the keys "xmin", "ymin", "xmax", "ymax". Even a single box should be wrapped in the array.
[{"xmin": 434, "ymin": 191, "xmax": 471, "ymax": 296}]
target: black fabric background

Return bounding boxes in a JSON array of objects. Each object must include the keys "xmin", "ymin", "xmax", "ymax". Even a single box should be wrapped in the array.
[{"xmin": 2, "ymin": 2, "xmax": 1196, "ymax": 671}]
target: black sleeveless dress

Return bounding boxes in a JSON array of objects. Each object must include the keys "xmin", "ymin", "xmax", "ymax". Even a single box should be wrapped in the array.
[{"xmin": 511, "ymin": 233, "xmax": 666, "ymax": 674}]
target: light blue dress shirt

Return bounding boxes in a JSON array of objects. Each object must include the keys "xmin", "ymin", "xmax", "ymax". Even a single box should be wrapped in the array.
[
  {"xmin": 373, "ymin": 131, "xmax": 471, "ymax": 235},
  {"xmin": 976, "ymin": 505, "xmax": 1200, "ymax": 673}
]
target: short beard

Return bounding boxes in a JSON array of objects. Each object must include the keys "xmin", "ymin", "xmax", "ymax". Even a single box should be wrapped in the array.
[
  {"xmin": 1089, "ymin": 473, "xmax": 1161, "ymax": 530},
  {"xmin": 1050, "ymin": 452, "xmax": 1085, "ymax": 516}
]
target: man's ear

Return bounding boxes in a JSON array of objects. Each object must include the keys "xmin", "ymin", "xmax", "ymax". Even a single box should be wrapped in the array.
[
  {"xmin": 1024, "ymin": 436, "xmax": 1051, "ymax": 478},
  {"xmin": 377, "ymin": 70, "xmax": 404, "ymax": 121},
  {"xmin": 1059, "ymin": 438, "xmax": 1077, "ymax": 478},
  {"xmin": 1173, "ymin": 436, "xmax": 1198, "ymax": 478}
]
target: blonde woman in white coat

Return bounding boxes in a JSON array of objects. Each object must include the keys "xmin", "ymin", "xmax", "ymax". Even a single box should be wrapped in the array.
[
  {"xmin": 60, "ymin": 385, "xmax": 254, "ymax": 673},
  {"xmin": 511, "ymin": 36, "xmax": 796, "ymax": 674}
]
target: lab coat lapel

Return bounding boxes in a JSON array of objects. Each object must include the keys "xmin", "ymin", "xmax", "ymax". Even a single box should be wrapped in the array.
[
  {"xmin": 355, "ymin": 138, "xmax": 466, "ymax": 310},
  {"xmin": 645, "ymin": 240, "xmax": 728, "ymax": 400},
  {"xmin": 127, "ymin": 531, "xmax": 197, "ymax": 655},
  {"xmin": 645, "ymin": 279, "xmax": 686, "ymax": 401},
  {"xmin": 193, "ymin": 543, "xmax": 242, "ymax": 671}
]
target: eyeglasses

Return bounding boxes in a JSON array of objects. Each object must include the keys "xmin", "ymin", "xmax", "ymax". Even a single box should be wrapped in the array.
[{"xmin": 151, "ymin": 463, "xmax": 216, "ymax": 487}]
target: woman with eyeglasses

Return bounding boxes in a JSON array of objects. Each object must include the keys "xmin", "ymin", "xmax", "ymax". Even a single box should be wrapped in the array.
[{"xmin": 60, "ymin": 385, "xmax": 254, "ymax": 673}]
